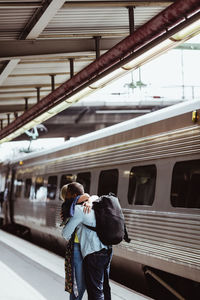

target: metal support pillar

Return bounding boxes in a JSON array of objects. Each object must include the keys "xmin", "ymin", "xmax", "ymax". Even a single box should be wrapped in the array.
[
  {"xmin": 94, "ymin": 36, "xmax": 101, "ymax": 59},
  {"xmin": 7, "ymin": 114, "xmax": 10, "ymax": 125},
  {"xmin": 24, "ymin": 98, "xmax": 28, "ymax": 111},
  {"xmin": 69, "ymin": 58, "xmax": 74, "ymax": 78},
  {"xmin": 128, "ymin": 6, "xmax": 134, "ymax": 35},
  {"xmin": 14, "ymin": 112, "xmax": 18, "ymax": 119},
  {"xmin": 50, "ymin": 74, "xmax": 55, "ymax": 91},
  {"xmin": 0, "ymin": 119, "xmax": 3, "ymax": 130},
  {"xmin": 36, "ymin": 87, "xmax": 41, "ymax": 103}
]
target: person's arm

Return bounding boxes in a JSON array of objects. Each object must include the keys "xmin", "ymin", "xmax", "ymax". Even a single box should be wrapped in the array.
[
  {"xmin": 82, "ymin": 195, "xmax": 99, "ymax": 213},
  {"xmin": 78, "ymin": 193, "xmax": 90, "ymax": 203},
  {"xmin": 62, "ymin": 206, "xmax": 83, "ymax": 241}
]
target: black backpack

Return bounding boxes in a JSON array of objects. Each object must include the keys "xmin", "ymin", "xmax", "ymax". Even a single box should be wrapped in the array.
[{"xmin": 85, "ymin": 193, "xmax": 131, "ymax": 246}]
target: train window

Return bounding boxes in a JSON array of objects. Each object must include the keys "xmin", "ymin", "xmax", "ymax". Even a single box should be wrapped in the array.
[
  {"xmin": 76, "ymin": 172, "xmax": 91, "ymax": 193},
  {"xmin": 98, "ymin": 169, "xmax": 118, "ymax": 196},
  {"xmin": 60, "ymin": 174, "xmax": 76, "ymax": 189},
  {"xmin": 128, "ymin": 165, "xmax": 156, "ymax": 205},
  {"xmin": 171, "ymin": 159, "xmax": 200, "ymax": 208},
  {"xmin": 24, "ymin": 178, "xmax": 32, "ymax": 198},
  {"xmin": 47, "ymin": 176, "xmax": 57, "ymax": 200},
  {"xmin": 35, "ymin": 176, "xmax": 44, "ymax": 193},
  {"xmin": 15, "ymin": 179, "xmax": 23, "ymax": 198},
  {"xmin": 35, "ymin": 176, "xmax": 47, "ymax": 201}
]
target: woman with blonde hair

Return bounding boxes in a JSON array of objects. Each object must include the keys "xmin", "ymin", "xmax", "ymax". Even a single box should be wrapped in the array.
[{"xmin": 60, "ymin": 182, "xmax": 90, "ymax": 300}]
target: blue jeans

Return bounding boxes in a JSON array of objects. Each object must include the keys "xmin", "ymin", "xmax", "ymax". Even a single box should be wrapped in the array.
[
  {"xmin": 83, "ymin": 248, "xmax": 113, "ymax": 300},
  {"xmin": 70, "ymin": 243, "xmax": 86, "ymax": 300}
]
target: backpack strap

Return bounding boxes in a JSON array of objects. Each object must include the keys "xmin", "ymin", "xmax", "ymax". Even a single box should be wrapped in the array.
[
  {"xmin": 84, "ymin": 224, "xmax": 131, "ymax": 243},
  {"xmin": 124, "ymin": 224, "xmax": 131, "ymax": 243},
  {"xmin": 84, "ymin": 224, "xmax": 97, "ymax": 232}
]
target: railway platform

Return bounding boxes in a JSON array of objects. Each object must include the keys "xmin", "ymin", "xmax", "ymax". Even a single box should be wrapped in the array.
[{"xmin": 0, "ymin": 230, "xmax": 152, "ymax": 300}]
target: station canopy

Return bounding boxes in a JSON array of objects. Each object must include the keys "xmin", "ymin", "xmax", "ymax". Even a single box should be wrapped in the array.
[{"xmin": 0, "ymin": 0, "xmax": 200, "ymax": 142}]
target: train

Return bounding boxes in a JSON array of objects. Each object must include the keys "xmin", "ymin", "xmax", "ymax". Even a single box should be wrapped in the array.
[{"xmin": 0, "ymin": 99, "xmax": 200, "ymax": 299}]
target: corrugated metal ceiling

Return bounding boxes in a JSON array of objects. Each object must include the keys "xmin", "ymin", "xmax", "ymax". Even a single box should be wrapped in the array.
[
  {"xmin": 41, "ymin": 6, "xmax": 163, "ymax": 37},
  {"xmin": 0, "ymin": 7, "xmax": 36, "ymax": 40},
  {"xmin": 0, "ymin": 0, "xmax": 186, "ymax": 137}
]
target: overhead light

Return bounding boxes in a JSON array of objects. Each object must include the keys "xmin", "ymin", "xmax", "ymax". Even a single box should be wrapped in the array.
[
  {"xmin": 13, "ymin": 128, "xmax": 25, "ymax": 136},
  {"xmin": 0, "ymin": 127, "xmax": 25, "ymax": 144},
  {"xmin": 0, "ymin": 87, "xmax": 95, "ymax": 144},
  {"xmin": 89, "ymin": 68, "xmax": 126, "ymax": 89},
  {"xmin": 122, "ymin": 19, "xmax": 200, "ymax": 71},
  {"xmin": 19, "ymin": 86, "xmax": 94, "ymax": 130},
  {"xmin": 22, "ymin": 120, "xmax": 38, "ymax": 130},
  {"xmin": 122, "ymin": 38, "xmax": 176, "ymax": 70},
  {"xmin": 172, "ymin": 18, "xmax": 200, "ymax": 41},
  {"xmin": 33, "ymin": 111, "xmax": 56, "ymax": 123},
  {"xmin": 47, "ymin": 101, "xmax": 71, "ymax": 114},
  {"xmin": 66, "ymin": 86, "xmax": 93, "ymax": 103}
]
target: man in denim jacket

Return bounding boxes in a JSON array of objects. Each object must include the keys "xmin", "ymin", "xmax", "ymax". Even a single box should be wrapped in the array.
[{"xmin": 62, "ymin": 184, "xmax": 112, "ymax": 300}]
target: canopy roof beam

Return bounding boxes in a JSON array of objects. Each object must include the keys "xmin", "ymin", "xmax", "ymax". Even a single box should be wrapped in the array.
[
  {"xmin": 0, "ymin": 59, "xmax": 20, "ymax": 86},
  {"xmin": 19, "ymin": 0, "xmax": 67, "ymax": 40},
  {"xmin": 63, "ymin": 1, "xmax": 174, "ymax": 8},
  {"xmin": 0, "ymin": 38, "xmax": 122, "ymax": 60}
]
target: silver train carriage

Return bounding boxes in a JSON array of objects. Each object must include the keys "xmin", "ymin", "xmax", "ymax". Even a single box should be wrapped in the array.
[{"xmin": 1, "ymin": 99, "xmax": 200, "ymax": 298}]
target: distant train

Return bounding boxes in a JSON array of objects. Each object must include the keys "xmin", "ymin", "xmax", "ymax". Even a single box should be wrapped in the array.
[{"xmin": 1, "ymin": 99, "xmax": 200, "ymax": 299}]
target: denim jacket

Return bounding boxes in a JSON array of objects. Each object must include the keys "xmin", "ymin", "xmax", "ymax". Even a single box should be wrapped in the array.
[{"xmin": 62, "ymin": 205, "xmax": 107, "ymax": 258}]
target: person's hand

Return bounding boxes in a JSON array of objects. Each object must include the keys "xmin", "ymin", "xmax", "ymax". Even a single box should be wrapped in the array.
[
  {"xmin": 82, "ymin": 195, "xmax": 98, "ymax": 213},
  {"xmin": 82, "ymin": 200, "xmax": 92, "ymax": 213}
]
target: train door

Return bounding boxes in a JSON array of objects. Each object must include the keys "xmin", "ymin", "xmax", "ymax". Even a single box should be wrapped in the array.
[
  {"xmin": 0, "ymin": 168, "xmax": 6, "ymax": 220},
  {"xmin": 46, "ymin": 175, "xmax": 58, "ymax": 227},
  {"xmin": 8, "ymin": 168, "xmax": 16, "ymax": 224},
  {"xmin": 2, "ymin": 167, "xmax": 15, "ymax": 224}
]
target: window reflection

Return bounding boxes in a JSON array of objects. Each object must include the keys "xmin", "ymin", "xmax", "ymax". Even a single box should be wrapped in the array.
[
  {"xmin": 77, "ymin": 172, "xmax": 91, "ymax": 193},
  {"xmin": 171, "ymin": 159, "xmax": 200, "ymax": 208},
  {"xmin": 128, "ymin": 165, "xmax": 156, "ymax": 205},
  {"xmin": 15, "ymin": 178, "xmax": 23, "ymax": 198},
  {"xmin": 24, "ymin": 178, "xmax": 32, "ymax": 198},
  {"xmin": 98, "ymin": 169, "xmax": 118, "ymax": 196},
  {"xmin": 47, "ymin": 176, "xmax": 57, "ymax": 200}
]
